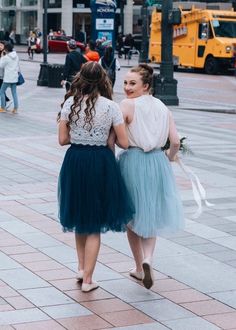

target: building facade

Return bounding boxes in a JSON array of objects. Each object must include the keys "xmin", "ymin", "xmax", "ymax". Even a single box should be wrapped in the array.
[{"xmin": 0, "ymin": 0, "xmax": 143, "ymax": 43}]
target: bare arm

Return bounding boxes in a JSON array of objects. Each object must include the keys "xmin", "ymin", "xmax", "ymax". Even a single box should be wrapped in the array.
[
  {"xmin": 113, "ymin": 123, "xmax": 129, "ymax": 149},
  {"xmin": 166, "ymin": 112, "xmax": 180, "ymax": 161},
  {"xmin": 58, "ymin": 120, "xmax": 70, "ymax": 146}
]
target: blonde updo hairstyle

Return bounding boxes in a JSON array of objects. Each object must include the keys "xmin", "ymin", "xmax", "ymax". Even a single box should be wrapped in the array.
[{"xmin": 130, "ymin": 63, "xmax": 153, "ymax": 92}]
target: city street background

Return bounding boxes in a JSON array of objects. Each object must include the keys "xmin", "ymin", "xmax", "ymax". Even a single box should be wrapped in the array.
[{"xmin": 0, "ymin": 49, "xmax": 236, "ymax": 329}]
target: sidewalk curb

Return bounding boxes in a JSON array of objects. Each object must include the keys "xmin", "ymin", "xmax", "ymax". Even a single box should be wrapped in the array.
[{"xmin": 172, "ymin": 107, "xmax": 236, "ymax": 114}]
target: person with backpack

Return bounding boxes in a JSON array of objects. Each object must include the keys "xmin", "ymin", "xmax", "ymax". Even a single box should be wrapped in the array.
[
  {"xmin": 99, "ymin": 46, "xmax": 120, "ymax": 87},
  {"xmin": 61, "ymin": 39, "xmax": 87, "ymax": 91}
]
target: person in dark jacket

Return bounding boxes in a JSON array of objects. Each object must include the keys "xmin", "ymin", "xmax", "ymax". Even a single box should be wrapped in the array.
[
  {"xmin": 61, "ymin": 39, "xmax": 87, "ymax": 91},
  {"xmin": 98, "ymin": 46, "xmax": 120, "ymax": 87}
]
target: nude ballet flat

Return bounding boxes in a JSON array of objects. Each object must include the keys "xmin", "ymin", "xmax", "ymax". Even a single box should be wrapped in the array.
[
  {"xmin": 81, "ymin": 281, "xmax": 99, "ymax": 292},
  {"xmin": 129, "ymin": 268, "xmax": 144, "ymax": 281},
  {"xmin": 142, "ymin": 258, "xmax": 154, "ymax": 289}
]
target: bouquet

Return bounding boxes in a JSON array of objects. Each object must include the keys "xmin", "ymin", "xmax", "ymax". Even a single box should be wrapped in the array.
[{"xmin": 161, "ymin": 136, "xmax": 193, "ymax": 155}]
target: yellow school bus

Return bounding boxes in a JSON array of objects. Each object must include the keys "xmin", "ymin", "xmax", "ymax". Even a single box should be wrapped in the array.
[{"xmin": 149, "ymin": 7, "xmax": 236, "ymax": 74}]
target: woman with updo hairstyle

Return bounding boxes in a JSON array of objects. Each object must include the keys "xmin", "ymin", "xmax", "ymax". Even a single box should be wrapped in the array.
[
  {"xmin": 118, "ymin": 63, "xmax": 184, "ymax": 289},
  {"xmin": 57, "ymin": 61, "xmax": 134, "ymax": 292}
]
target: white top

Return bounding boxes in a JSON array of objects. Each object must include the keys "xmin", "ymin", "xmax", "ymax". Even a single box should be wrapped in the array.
[
  {"xmin": 127, "ymin": 95, "xmax": 170, "ymax": 152},
  {"xmin": 60, "ymin": 96, "xmax": 124, "ymax": 146},
  {"xmin": 0, "ymin": 51, "xmax": 19, "ymax": 83}
]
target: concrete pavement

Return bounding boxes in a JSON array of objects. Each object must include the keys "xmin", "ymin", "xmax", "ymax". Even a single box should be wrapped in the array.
[{"xmin": 0, "ymin": 53, "xmax": 236, "ymax": 329}]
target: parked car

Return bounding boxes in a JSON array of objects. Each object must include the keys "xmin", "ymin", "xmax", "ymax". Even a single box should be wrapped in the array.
[{"xmin": 48, "ymin": 35, "xmax": 85, "ymax": 53}]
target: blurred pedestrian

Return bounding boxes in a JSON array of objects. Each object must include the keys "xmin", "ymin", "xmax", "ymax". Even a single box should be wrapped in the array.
[
  {"xmin": 27, "ymin": 31, "xmax": 37, "ymax": 59},
  {"xmin": 57, "ymin": 61, "xmax": 134, "ymax": 292},
  {"xmin": 0, "ymin": 42, "xmax": 19, "ymax": 114},
  {"xmin": 61, "ymin": 39, "xmax": 87, "ymax": 92},
  {"xmin": 9, "ymin": 29, "xmax": 16, "ymax": 45},
  {"xmin": 99, "ymin": 46, "xmax": 120, "ymax": 87},
  {"xmin": 124, "ymin": 33, "xmax": 134, "ymax": 60},
  {"xmin": 118, "ymin": 63, "xmax": 184, "ymax": 289},
  {"xmin": 84, "ymin": 40, "xmax": 100, "ymax": 62},
  {"xmin": 75, "ymin": 26, "xmax": 85, "ymax": 43},
  {"xmin": 0, "ymin": 41, "xmax": 11, "ymax": 111},
  {"xmin": 117, "ymin": 33, "xmax": 124, "ymax": 58}
]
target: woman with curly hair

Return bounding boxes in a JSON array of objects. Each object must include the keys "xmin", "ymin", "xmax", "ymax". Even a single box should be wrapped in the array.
[{"xmin": 57, "ymin": 61, "xmax": 134, "ymax": 292}]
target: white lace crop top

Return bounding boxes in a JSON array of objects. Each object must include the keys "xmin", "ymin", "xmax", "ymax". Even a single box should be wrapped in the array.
[{"xmin": 60, "ymin": 96, "xmax": 124, "ymax": 146}]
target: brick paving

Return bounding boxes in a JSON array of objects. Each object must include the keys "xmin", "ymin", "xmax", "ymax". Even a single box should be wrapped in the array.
[{"xmin": 0, "ymin": 51, "xmax": 235, "ymax": 329}]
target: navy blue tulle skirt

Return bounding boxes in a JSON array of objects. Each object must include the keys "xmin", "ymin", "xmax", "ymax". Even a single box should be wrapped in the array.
[{"xmin": 58, "ymin": 144, "xmax": 134, "ymax": 234}]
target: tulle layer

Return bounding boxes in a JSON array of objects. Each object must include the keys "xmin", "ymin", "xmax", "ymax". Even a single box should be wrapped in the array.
[
  {"xmin": 58, "ymin": 144, "xmax": 134, "ymax": 234},
  {"xmin": 118, "ymin": 147, "xmax": 184, "ymax": 238}
]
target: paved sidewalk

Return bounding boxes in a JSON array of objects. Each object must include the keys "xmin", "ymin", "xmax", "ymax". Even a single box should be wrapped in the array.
[{"xmin": 0, "ymin": 55, "xmax": 236, "ymax": 329}]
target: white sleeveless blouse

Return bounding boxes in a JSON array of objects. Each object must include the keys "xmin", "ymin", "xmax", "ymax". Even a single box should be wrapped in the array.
[{"xmin": 127, "ymin": 95, "xmax": 170, "ymax": 152}]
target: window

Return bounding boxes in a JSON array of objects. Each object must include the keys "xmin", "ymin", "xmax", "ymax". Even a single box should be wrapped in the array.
[
  {"xmin": 48, "ymin": 0, "xmax": 62, "ymax": 8},
  {"xmin": 22, "ymin": 0, "xmax": 37, "ymax": 5},
  {"xmin": 2, "ymin": 0, "xmax": 16, "ymax": 6},
  {"xmin": 73, "ymin": 0, "xmax": 90, "ymax": 8}
]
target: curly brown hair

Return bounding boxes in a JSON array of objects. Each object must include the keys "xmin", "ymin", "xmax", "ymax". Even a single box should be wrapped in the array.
[{"xmin": 58, "ymin": 61, "xmax": 113, "ymax": 131}]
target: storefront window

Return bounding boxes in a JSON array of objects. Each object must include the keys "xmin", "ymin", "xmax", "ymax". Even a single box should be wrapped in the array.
[
  {"xmin": 2, "ymin": 0, "xmax": 16, "ymax": 6},
  {"xmin": 0, "ymin": 11, "xmax": 16, "ymax": 35},
  {"xmin": 22, "ymin": 0, "xmax": 37, "ymax": 5},
  {"xmin": 48, "ymin": 0, "xmax": 62, "ymax": 8},
  {"xmin": 21, "ymin": 10, "xmax": 37, "ymax": 43}
]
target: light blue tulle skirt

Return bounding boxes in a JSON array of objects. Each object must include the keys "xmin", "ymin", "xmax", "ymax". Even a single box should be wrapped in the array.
[{"xmin": 118, "ymin": 147, "xmax": 184, "ymax": 238}]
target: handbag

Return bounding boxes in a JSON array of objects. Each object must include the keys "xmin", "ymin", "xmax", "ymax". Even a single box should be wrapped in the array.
[{"xmin": 17, "ymin": 72, "xmax": 25, "ymax": 86}]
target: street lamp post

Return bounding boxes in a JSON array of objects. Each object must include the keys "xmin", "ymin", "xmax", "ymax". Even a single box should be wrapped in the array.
[
  {"xmin": 152, "ymin": 0, "xmax": 179, "ymax": 105},
  {"xmin": 139, "ymin": 1, "xmax": 149, "ymax": 63},
  {"xmin": 37, "ymin": 0, "xmax": 48, "ymax": 86}
]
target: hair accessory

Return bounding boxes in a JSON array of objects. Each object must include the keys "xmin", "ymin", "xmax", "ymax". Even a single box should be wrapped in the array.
[{"xmin": 79, "ymin": 74, "xmax": 100, "ymax": 83}]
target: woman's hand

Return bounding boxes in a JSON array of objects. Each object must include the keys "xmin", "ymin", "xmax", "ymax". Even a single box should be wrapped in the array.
[{"xmin": 165, "ymin": 150, "xmax": 179, "ymax": 162}]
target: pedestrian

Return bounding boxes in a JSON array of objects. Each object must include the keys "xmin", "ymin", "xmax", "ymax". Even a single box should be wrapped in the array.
[
  {"xmin": 0, "ymin": 42, "xmax": 19, "ymax": 114},
  {"xmin": 61, "ymin": 39, "xmax": 87, "ymax": 92},
  {"xmin": 57, "ymin": 61, "xmax": 134, "ymax": 292},
  {"xmin": 99, "ymin": 46, "xmax": 120, "ymax": 87},
  {"xmin": 118, "ymin": 63, "xmax": 184, "ymax": 289},
  {"xmin": 84, "ymin": 40, "xmax": 100, "ymax": 62},
  {"xmin": 123, "ymin": 33, "xmax": 134, "ymax": 59},
  {"xmin": 27, "ymin": 31, "xmax": 37, "ymax": 59},
  {"xmin": 0, "ymin": 41, "xmax": 11, "ymax": 111},
  {"xmin": 9, "ymin": 29, "xmax": 16, "ymax": 45},
  {"xmin": 117, "ymin": 33, "xmax": 124, "ymax": 58},
  {"xmin": 75, "ymin": 26, "xmax": 85, "ymax": 43}
]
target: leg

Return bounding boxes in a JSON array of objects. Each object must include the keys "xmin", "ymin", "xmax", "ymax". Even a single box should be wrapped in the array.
[
  {"xmin": 75, "ymin": 233, "xmax": 87, "ymax": 271},
  {"xmin": 83, "ymin": 233, "xmax": 100, "ymax": 284},
  {"xmin": 127, "ymin": 227, "xmax": 143, "ymax": 272},
  {"xmin": 10, "ymin": 83, "xmax": 18, "ymax": 112},
  {"xmin": 0, "ymin": 82, "xmax": 8, "ymax": 109},
  {"xmin": 141, "ymin": 237, "xmax": 157, "ymax": 261},
  {"xmin": 141, "ymin": 237, "xmax": 157, "ymax": 289}
]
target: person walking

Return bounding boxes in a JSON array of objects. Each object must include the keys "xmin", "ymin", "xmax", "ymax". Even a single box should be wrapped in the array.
[
  {"xmin": 118, "ymin": 63, "xmax": 184, "ymax": 289},
  {"xmin": 84, "ymin": 40, "xmax": 100, "ymax": 62},
  {"xmin": 99, "ymin": 46, "xmax": 120, "ymax": 87},
  {"xmin": 0, "ymin": 41, "xmax": 11, "ymax": 111},
  {"xmin": 57, "ymin": 61, "xmax": 134, "ymax": 292},
  {"xmin": 27, "ymin": 31, "xmax": 37, "ymax": 60},
  {"xmin": 61, "ymin": 39, "xmax": 87, "ymax": 92},
  {"xmin": 123, "ymin": 33, "xmax": 134, "ymax": 60},
  {"xmin": 0, "ymin": 42, "xmax": 19, "ymax": 114}
]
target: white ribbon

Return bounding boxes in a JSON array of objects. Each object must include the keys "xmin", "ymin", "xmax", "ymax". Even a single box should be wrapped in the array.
[{"xmin": 176, "ymin": 158, "xmax": 214, "ymax": 218}]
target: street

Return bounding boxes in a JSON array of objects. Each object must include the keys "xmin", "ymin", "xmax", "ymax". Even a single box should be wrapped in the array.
[{"xmin": 0, "ymin": 51, "xmax": 236, "ymax": 329}]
